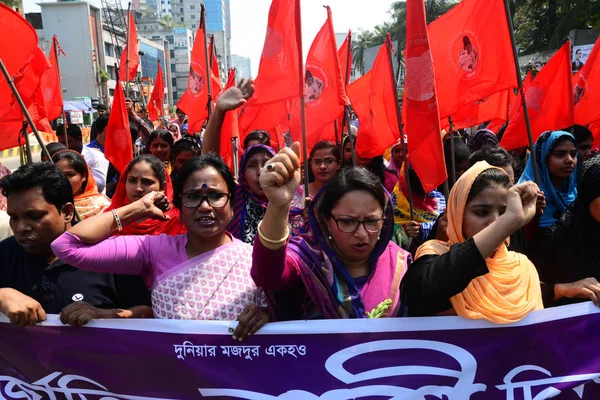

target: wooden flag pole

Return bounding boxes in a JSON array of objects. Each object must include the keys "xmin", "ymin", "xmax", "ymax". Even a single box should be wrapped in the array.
[
  {"xmin": 232, "ymin": 137, "xmax": 239, "ymax": 180},
  {"xmin": 448, "ymin": 115, "xmax": 456, "ymax": 188},
  {"xmin": 0, "ymin": 57, "xmax": 52, "ymax": 162},
  {"xmin": 503, "ymin": 0, "xmax": 539, "ymax": 184},
  {"xmin": 295, "ymin": 0, "xmax": 309, "ymax": 198},
  {"xmin": 345, "ymin": 106, "xmax": 356, "ymax": 166},
  {"xmin": 386, "ymin": 36, "xmax": 414, "ymax": 219},
  {"xmin": 21, "ymin": 122, "xmax": 33, "ymax": 164},
  {"xmin": 333, "ymin": 120, "xmax": 339, "ymax": 147},
  {"xmin": 52, "ymin": 36, "xmax": 69, "ymax": 150},
  {"xmin": 339, "ymin": 31, "xmax": 352, "ymax": 154},
  {"xmin": 125, "ymin": 3, "xmax": 132, "ymax": 99},
  {"xmin": 201, "ymin": 5, "xmax": 213, "ymax": 118}
]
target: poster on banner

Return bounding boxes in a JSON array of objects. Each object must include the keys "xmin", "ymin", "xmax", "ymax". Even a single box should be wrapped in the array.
[
  {"xmin": 69, "ymin": 110, "xmax": 83, "ymax": 124},
  {"xmin": 572, "ymin": 44, "xmax": 594, "ymax": 72},
  {"xmin": 1, "ymin": 303, "xmax": 600, "ymax": 399}
]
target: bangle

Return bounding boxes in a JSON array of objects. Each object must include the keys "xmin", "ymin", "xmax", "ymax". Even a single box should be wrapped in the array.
[
  {"xmin": 257, "ymin": 221, "xmax": 288, "ymax": 245},
  {"xmin": 111, "ymin": 209, "xmax": 123, "ymax": 232}
]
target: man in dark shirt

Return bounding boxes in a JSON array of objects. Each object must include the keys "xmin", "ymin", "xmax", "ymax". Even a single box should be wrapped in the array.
[{"xmin": 0, "ymin": 163, "xmax": 150, "ymax": 326}]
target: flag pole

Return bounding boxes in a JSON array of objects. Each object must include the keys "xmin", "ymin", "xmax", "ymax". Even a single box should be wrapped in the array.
[
  {"xmin": 201, "ymin": 5, "xmax": 213, "ymax": 118},
  {"xmin": 333, "ymin": 120, "xmax": 339, "ymax": 146},
  {"xmin": 232, "ymin": 137, "xmax": 239, "ymax": 179},
  {"xmin": 503, "ymin": 0, "xmax": 539, "ymax": 184},
  {"xmin": 345, "ymin": 106, "xmax": 356, "ymax": 166},
  {"xmin": 53, "ymin": 36, "xmax": 69, "ymax": 150},
  {"xmin": 295, "ymin": 0, "xmax": 309, "ymax": 197},
  {"xmin": 20, "ymin": 122, "xmax": 32, "ymax": 164},
  {"xmin": 125, "ymin": 3, "xmax": 132, "ymax": 99},
  {"xmin": 339, "ymin": 31, "xmax": 352, "ymax": 151},
  {"xmin": 448, "ymin": 115, "xmax": 456, "ymax": 187},
  {"xmin": 386, "ymin": 35, "xmax": 414, "ymax": 219},
  {"xmin": 0, "ymin": 57, "xmax": 53, "ymax": 162}
]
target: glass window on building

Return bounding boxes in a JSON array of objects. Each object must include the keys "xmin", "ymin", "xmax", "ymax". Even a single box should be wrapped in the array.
[
  {"xmin": 171, "ymin": 64, "xmax": 176, "ymax": 72},
  {"xmin": 191, "ymin": 14, "xmax": 195, "ymax": 19},
  {"xmin": 172, "ymin": 78, "xmax": 177, "ymax": 87},
  {"xmin": 104, "ymin": 42, "xmax": 113, "ymax": 58},
  {"xmin": 167, "ymin": 37, "xmax": 174, "ymax": 45},
  {"xmin": 180, "ymin": 17, "xmax": 184, "ymax": 22},
  {"xmin": 190, "ymin": 4, "xmax": 194, "ymax": 9},
  {"xmin": 109, "ymin": 88, "xmax": 115, "ymax": 96},
  {"xmin": 191, "ymin": 24, "xmax": 196, "ymax": 28},
  {"xmin": 170, "ymin": 49, "xmax": 175, "ymax": 58}
]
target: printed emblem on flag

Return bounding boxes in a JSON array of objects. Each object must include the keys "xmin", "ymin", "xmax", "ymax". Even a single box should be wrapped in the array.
[
  {"xmin": 573, "ymin": 75, "xmax": 588, "ymax": 105},
  {"xmin": 524, "ymin": 86, "xmax": 550, "ymax": 119},
  {"xmin": 304, "ymin": 66, "xmax": 327, "ymax": 106},
  {"xmin": 405, "ymin": 50, "xmax": 435, "ymax": 103},
  {"xmin": 262, "ymin": 27, "xmax": 284, "ymax": 59},
  {"xmin": 449, "ymin": 31, "xmax": 481, "ymax": 78},
  {"xmin": 188, "ymin": 67, "xmax": 204, "ymax": 95}
]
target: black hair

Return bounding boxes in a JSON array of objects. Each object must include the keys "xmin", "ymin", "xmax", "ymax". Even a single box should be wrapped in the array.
[
  {"xmin": 171, "ymin": 137, "xmax": 201, "ymax": 163},
  {"xmin": 407, "ymin": 167, "xmax": 426, "ymax": 196},
  {"xmin": 243, "ymin": 130, "xmax": 271, "ymax": 149},
  {"xmin": 466, "ymin": 168, "xmax": 511, "ymax": 205},
  {"xmin": 444, "ymin": 136, "xmax": 470, "ymax": 173},
  {"xmin": 96, "ymin": 104, "xmax": 108, "ymax": 112},
  {"xmin": 129, "ymin": 123, "xmax": 140, "ymax": 146},
  {"xmin": 0, "ymin": 162, "xmax": 74, "ymax": 212},
  {"xmin": 172, "ymin": 153, "xmax": 236, "ymax": 210},
  {"xmin": 52, "ymin": 151, "xmax": 89, "ymax": 183},
  {"xmin": 56, "ymin": 123, "xmax": 83, "ymax": 139},
  {"xmin": 176, "ymin": 108, "xmax": 185, "ymax": 115},
  {"xmin": 318, "ymin": 167, "xmax": 386, "ymax": 219},
  {"xmin": 95, "ymin": 113, "xmax": 110, "ymax": 135},
  {"xmin": 569, "ymin": 125, "xmax": 593, "ymax": 145},
  {"xmin": 146, "ymin": 129, "xmax": 174, "ymax": 149},
  {"xmin": 548, "ymin": 134, "xmax": 576, "ymax": 161},
  {"xmin": 469, "ymin": 145, "xmax": 514, "ymax": 169},
  {"xmin": 576, "ymin": 49, "xmax": 582, "ymax": 55},
  {"xmin": 124, "ymin": 154, "xmax": 167, "ymax": 191},
  {"xmin": 309, "ymin": 141, "xmax": 341, "ymax": 162},
  {"xmin": 369, "ymin": 156, "xmax": 387, "ymax": 184},
  {"xmin": 41, "ymin": 142, "xmax": 67, "ymax": 162}
]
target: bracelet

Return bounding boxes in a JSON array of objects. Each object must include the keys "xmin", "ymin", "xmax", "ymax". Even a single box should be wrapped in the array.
[
  {"xmin": 111, "ymin": 209, "xmax": 123, "ymax": 232},
  {"xmin": 257, "ymin": 221, "xmax": 288, "ymax": 245}
]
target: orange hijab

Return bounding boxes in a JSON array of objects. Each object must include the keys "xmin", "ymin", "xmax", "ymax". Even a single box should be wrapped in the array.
[
  {"xmin": 415, "ymin": 161, "xmax": 543, "ymax": 324},
  {"xmin": 104, "ymin": 164, "xmax": 186, "ymax": 236}
]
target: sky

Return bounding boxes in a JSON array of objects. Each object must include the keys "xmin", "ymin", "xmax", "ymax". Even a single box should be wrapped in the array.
[
  {"xmin": 22, "ymin": 0, "xmax": 396, "ymax": 76},
  {"xmin": 230, "ymin": 0, "xmax": 395, "ymax": 76}
]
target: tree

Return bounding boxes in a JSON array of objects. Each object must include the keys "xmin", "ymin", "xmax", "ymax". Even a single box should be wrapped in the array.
[
  {"xmin": 0, "ymin": 0, "xmax": 20, "ymax": 8},
  {"xmin": 352, "ymin": 29, "xmax": 378, "ymax": 74}
]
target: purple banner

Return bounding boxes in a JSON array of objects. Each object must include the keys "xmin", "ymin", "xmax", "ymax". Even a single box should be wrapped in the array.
[{"xmin": 1, "ymin": 302, "xmax": 600, "ymax": 399}]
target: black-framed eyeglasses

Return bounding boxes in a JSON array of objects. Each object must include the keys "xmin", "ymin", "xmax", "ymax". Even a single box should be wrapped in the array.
[
  {"xmin": 331, "ymin": 216, "xmax": 385, "ymax": 233},
  {"xmin": 311, "ymin": 158, "xmax": 337, "ymax": 166},
  {"xmin": 180, "ymin": 192, "xmax": 231, "ymax": 208}
]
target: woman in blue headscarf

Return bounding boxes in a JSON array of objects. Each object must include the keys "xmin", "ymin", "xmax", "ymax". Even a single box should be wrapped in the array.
[
  {"xmin": 228, "ymin": 144, "xmax": 306, "ymax": 244},
  {"xmin": 518, "ymin": 130, "xmax": 578, "ymax": 228}
]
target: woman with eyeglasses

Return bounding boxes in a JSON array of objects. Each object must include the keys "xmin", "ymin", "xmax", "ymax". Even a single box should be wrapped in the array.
[
  {"xmin": 52, "ymin": 154, "xmax": 268, "ymax": 340},
  {"xmin": 251, "ymin": 143, "xmax": 411, "ymax": 320},
  {"xmin": 307, "ymin": 141, "xmax": 341, "ymax": 198}
]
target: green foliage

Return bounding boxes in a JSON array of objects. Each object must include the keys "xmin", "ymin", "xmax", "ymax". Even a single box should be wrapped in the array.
[{"xmin": 0, "ymin": 0, "xmax": 20, "ymax": 8}]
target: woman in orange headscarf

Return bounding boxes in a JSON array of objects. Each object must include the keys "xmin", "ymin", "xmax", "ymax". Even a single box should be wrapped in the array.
[
  {"xmin": 400, "ymin": 161, "xmax": 544, "ymax": 324},
  {"xmin": 53, "ymin": 150, "xmax": 111, "ymax": 220}
]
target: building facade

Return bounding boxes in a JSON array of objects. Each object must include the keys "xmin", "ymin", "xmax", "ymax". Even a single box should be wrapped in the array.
[{"xmin": 231, "ymin": 54, "xmax": 251, "ymax": 80}]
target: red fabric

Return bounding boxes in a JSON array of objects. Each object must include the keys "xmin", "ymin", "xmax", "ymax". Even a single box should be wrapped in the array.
[
  {"xmin": 249, "ymin": 0, "xmax": 303, "ymax": 105},
  {"xmin": 352, "ymin": 36, "xmax": 399, "ymax": 159},
  {"xmin": 573, "ymin": 37, "xmax": 600, "ymax": 126},
  {"xmin": 0, "ymin": 4, "xmax": 38, "ymax": 120},
  {"xmin": 238, "ymin": 101, "xmax": 290, "ymax": 144},
  {"xmin": 105, "ymin": 171, "xmax": 186, "ymax": 236},
  {"xmin": 338, "ymin": 30, "xmax": 352, "ymax": 86},
  {"xmin": 177, "ymin": 21, "xmax": 210, "ymax": 134},
  {"xmin": 220, "ymin": 69, "xmax": 239, "ymax": 171},
  {"xmin": 487, "ymin": 72, "xmax": 532, "ymax": 134},
  {"xmin": 347, "ymin": 70, "xmax": 373, "ymax": 141},
  {"xmin": 589, "ymin": 119, "xmax": 600, "ymax": 149},
  {"xmin": 118, "ymin": 11, "xmax": 139, "ymax": 82},
  {"xmin": 404, "ymin": 0, "xmax": 446, "ymax": 193},
  {"xmin": 440, "ymin": 90, "xmax": 509, "ymax": 131},
  {"xmin": 105, "ymin": 82, "xmax": 133, "ymax": 173},
  {"xmin": 427, "ymin": 0, "xmax": 517, "ymax": 119},
  {"xmin": 208, "ymin": 35, "xmax": 222, "ymax": 98},
  {"xmin": 500, "ymin": 42, "xmax": 574, "ymax": 150},
  {"xmin": 288, "ymin": 7, "xmax": 348, "ymax": 153},
  {"xmin": 148, "ymin": 60, "xmax": 164, "ymax": 122},
  {"xmin": 40, "ymin": 36, "xmax": 64, "ymax": 121}
]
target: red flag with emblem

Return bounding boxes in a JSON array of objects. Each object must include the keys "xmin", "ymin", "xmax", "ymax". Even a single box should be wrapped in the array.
[
  {"xmin": 573, "ymin": 37, "xmax": 600, "ymax": 126},
  {"xmin": 148, "ymin": 60, "xmax": 164, "ymax": 122},
  {"xmin": 208, "ymin": 35, "xmax": 222, "ymax": 98},
  {"xmin": 501, "ymin": 42, "xmax": 574, "ymax": 150},
  {"xmin": 346, "ymin": 70, "xmax": 373, "ymax": 142},
  {"xmin": 40, "ymin": 35, "xmax": 65, "ymax": 121},
  {"xmin": 105, "ymin": 81, "xmax": 133, "ymax": 173},
  {"xmin": 250, "ymin": 0, "xmax": 303, "ymax": 105},
  {"xmin": 404, "ymin": 0, "xmax": 446, "ymax": 192},
  {"xmin": 219, "ymin": 69, "xmax": 239, "ymax": 170},
  {"xmin": 177, "ymin": 18, "xmax": 210, "ymax": 134},
  {"xmin": 427, "ymin": 0, "xmax": 517, "ymax": 119},
  {"xmin": 119, "ymin": 10, "xmax": 139, "ymax": 82}
]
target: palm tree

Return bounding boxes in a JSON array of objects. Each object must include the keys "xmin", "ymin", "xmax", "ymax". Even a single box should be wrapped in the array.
[{"xmin": 352, "ymin": 29, "xmax": 377, "ymax": 74}]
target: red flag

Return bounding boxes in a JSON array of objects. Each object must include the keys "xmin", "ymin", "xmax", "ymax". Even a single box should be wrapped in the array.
[
  {"xmin": 589, "ymin": 119, "xmax": 600, "ymax": 149},
  {"xmin": 239, "ymin": 101, "xmax": 290, "ymax": 142},
  {"xmin": 250, "ymin": 0, "xmax": 303, "ymax": 105},
  {"xmin": 501, "ymin": 42, "xmax": 574, "ymax": 150},
  {"xmin": 347, "ymin": 70, "xmax": 374, "ymax": 141},
  {"xmin": 118, "ymin": 10, "xmax": 139, "ymax": 82},
  {"xmin": 0, "ymin": 4, "xmax": 39, "ymax": 119},
  {"xmin": 105, "ymin": 82, "xmax": 133, "ymax": 173},
  {"xmin": 441, "ymin": 90, "xmax": 509, "ymax": 131},
  {"xmin": 40, "ymin": 35, "xmax": 65, "ymax": 121},
  {"xmin": 573, "ymin": 37, "xmax": 600, "ymax": 126},
  {"xmin": 148, "ymin": 60, "xmax": 164, "ymax": 122},
  {"xmin": 404, "ymin": 0, "xmax": 446, "ymax": 192},
  {"xmin": 427, "ymin": 0, "xmax": 518, "ymax": 119},
  {"xmin": 208, "ymin": 35, "xmax": 222, "ymax": 98},
  {"xmin": 177, "ymin": 20, "xmax": 210, "ymax": 134},
  {"xmin": 338, "ymin": 30, "xmax": 352, "ymax": 86},
  {"xmin": 487, "ymin": 72, "xmax": 532, "ymax": 133},
  {"xmin": 353, "ymin": 35, "xmax": 399, "ymax": 159},
  {"xmin": 288, "ymin": 6, "xmax": 348, "ymax": 151},
  {"xmin": 219, "ymin": 69, "xmax": 239, "ymax": 170}
]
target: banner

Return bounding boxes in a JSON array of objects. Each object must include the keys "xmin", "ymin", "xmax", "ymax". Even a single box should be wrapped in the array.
[
  {"xmin": 1, "ymin": 303, "xmax": 600, "ymax": 399},
  {"xmin": 572, "ymin": 44, "xmax": 594, "ymax": 73}
]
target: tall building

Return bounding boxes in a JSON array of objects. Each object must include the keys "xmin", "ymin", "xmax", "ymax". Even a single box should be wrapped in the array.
[{"xmin": 231, "ymin": 54, "xmax": 251, "ymax": 80}]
